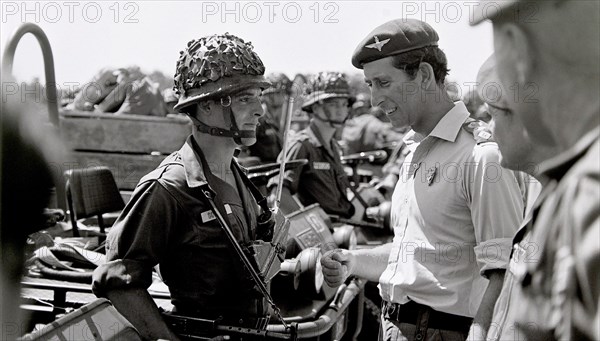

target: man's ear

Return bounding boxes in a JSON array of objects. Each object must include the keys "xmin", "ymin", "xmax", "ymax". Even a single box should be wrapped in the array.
[
  {"xmin": 311, "ymin": 103, "xmax": 321, "ymax": 115},
  {"xmin": 418, "ymin": 62, "xmax": 435, "ymax": 89},
  {"xmin": 494, "ymin": 22, "xmax": 534, "ymax": 87},
  {"xmin": 196, "ymin": 101, "xmax": 212, "ymax": 117}
]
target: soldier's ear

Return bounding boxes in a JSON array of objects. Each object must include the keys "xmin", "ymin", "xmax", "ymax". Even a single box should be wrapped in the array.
[
  {"xmin": 418, "ymin": 62, "xmax": 435, "ymax": 89},
  {"xmin": 310, "ymin": 103, "xmax": 320, "ymax": 114},
  {"xmin": 196, "ymin": 101, "xmax": 212, "ymax": 116},
  {"xmin": 494, "ymin": 22, "xmax": 534, "ymax": 87}
]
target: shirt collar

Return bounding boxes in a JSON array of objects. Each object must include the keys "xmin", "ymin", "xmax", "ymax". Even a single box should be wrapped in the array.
[
  {"xmin": 428, "ymin": 101, "xmax": 470, "ymax": 142},
  {"xmin": 402, "ymin": 101, "xmax": 470, "ymax": 145},
  {"xmin": 537, "ymin": 126, "xmax": 600, "ymax": 180},
  {"xmin": 307, "ymin": 124, "xmax": 323, "ymax": 147},
  {"xmin": 180, "ymin": 135, "xmax": 208, "ymax": 188}
]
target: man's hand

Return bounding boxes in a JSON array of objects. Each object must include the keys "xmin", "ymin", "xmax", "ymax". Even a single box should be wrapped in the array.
[{"xmin": 320, "ymin": 249, "xmax": 355, "ymax": 287}]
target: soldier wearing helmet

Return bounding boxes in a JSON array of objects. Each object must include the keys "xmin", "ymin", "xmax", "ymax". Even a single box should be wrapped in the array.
[
  {"xmin": 268, "ymin": 72, "xmax": 355, "ymax": 218},
  {"xmin": 93, "ymin": 33, "xmax": 273, "ymax": 340},
  {"xmin": 247, "ymin": 72, "xmax": 291, "ymax": 162}
]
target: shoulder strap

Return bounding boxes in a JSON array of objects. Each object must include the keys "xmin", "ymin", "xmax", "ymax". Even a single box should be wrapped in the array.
[
  {"xmin": 233, "ymin": 161, "xmax": 271, "ymax": 214},
  {"xmin": 196, "ymin": 183, "xmax": 288, "ymax": 328}
]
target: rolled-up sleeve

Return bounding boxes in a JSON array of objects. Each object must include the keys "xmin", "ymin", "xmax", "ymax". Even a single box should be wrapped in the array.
[
  {"xmin": 92, "ymin": 180, "xmax": 178, "ymax": 296},
  {"xmin": 467, "ymin": 144, "xmax": 524, "ymax": 277}
]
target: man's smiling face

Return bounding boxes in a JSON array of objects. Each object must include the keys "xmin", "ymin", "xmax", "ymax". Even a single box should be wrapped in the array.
[{"xmin": 363, "ymin": 56, "xmax": 422, "ymax": 131}]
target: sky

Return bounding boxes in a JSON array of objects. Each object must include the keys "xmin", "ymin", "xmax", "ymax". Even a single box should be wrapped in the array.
[{"xmin": 1, "ymin": 1, "xmax": 493, "ymax": 92}]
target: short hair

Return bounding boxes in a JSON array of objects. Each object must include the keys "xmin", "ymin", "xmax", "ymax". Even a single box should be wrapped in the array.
[{"xmin": 390, "ymin": 46, "xmax": 450, "ymax": 84}]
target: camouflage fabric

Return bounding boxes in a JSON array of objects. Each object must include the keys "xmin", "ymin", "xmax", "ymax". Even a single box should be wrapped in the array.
[
  {"xmin": 262, "ymin": 73, "xmax": 291, "ymax": 95},
  {"xmin": 173, "ymin": 33, "xmax": 270, "ymax": 111}
]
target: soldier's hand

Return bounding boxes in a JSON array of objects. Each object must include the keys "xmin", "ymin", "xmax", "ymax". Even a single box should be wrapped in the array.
[{"xmin": 320, "ymin": 249, "xmax": 354, "ymax": 287}]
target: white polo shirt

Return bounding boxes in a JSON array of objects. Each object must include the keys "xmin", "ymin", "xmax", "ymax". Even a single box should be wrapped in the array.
[{"xmin": 379, "ymin": 102, "xmax": 524, "ymax": 318}]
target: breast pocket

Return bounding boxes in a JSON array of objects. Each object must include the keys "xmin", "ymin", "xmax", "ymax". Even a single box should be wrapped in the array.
[{"xmin": 191, "ymin": 204, "xmax": 247, "ymax": 248}]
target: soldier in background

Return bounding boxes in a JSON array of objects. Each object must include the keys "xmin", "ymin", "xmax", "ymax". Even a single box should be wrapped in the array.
[
  {"xmin": 472, "ymin": 1, "xmax": 600, "ymax": 339},
  {"xmin": 247, "ymin": 73, "xmax": 291, "ymax": 163},
  {"xmin": 268, "ymin": 72, "xmax": 355, "ymax": 218}
]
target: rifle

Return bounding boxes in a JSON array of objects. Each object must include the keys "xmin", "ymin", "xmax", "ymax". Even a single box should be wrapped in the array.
[{"xmin": 162, "ymin": 312, "xmax": 296, "ymax": 340}]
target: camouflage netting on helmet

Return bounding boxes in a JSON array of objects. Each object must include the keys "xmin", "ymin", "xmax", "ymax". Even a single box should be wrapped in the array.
[
  {"xmin": 302, "ymin": 72, "xmax": 350, "ymax": 111},
  {"xmin": 263, "ymin": 73, "xmax": 291, "ymax": 95},
  {"xmin": 173, "ymin": 33, "xmax": 266, "ymax": 97}
]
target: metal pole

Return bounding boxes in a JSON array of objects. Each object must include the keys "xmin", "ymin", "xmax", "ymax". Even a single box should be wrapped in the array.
[{"xmin": 2, "ymin": 22, "xmax": 59, "ymax": 127}]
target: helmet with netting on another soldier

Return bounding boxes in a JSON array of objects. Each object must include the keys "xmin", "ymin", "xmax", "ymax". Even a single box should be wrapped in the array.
[
  {"xmin": 260, "ymin": 72, "xmax": 291, "ymax": 125},
  {"xmin": 301, "ymin": 72, "xmax": 351, "ymax": 127}
]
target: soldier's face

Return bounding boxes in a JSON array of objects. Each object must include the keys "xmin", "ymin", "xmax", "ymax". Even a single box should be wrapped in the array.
[
  {"xmin": 487, "ymin": 102, "xmax": 536, "ymax": 173},
  {"xmin": 263, "ymin": 92, "xmax": 286, "ymax": 110},
  {"xmin": 231, "ymin": 87, "xmax": 265, "ymax": 146},
  {"xmin": 323, "ymin": 98, "xmax": 350, "ymax": 125},
  {"xmin": 492, "ymin": 22, "xmax": 555, "ymax": 147},
  {"xmin": 363, "ymin": 57, "xmax": 420, "ymax": 130}
]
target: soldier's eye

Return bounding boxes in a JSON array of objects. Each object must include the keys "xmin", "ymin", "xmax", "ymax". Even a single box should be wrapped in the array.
[{"xmin": 378, "ymin": 80, "xmax": 390, "ymax": 87}]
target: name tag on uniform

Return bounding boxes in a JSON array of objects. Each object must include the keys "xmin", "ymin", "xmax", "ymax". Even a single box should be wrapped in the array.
[
  {"xmin": 478, "ymin": 130, "xmax": 492, "ymax": 141},
  {"xmin": 201, "ymin": 204, "xmax": 232, "ymax": 223},
  {"xmin": 313, "ymin": 162, "xmax": 331, "ymax": 170}
]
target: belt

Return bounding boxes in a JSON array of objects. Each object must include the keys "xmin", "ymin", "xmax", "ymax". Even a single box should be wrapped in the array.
[{"xmin": 382, "ymin": 300, "xmax": 472, "ymax": 334}]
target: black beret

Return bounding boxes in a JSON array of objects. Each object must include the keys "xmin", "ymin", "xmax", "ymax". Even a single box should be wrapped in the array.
[{"xmin": 351, "ymin": 19, "xmax": 439, "ymax": 69}]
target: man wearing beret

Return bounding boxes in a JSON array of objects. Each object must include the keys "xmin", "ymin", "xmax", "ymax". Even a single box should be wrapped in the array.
[
  {"xmin": 471, "ymin": 1, "xmax": 600, "ymax": 340},
  {"xmin": 320, "ymin": 19, "xmax": 525, "ymax": 341}
]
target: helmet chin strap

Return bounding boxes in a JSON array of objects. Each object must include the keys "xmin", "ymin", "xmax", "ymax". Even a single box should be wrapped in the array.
[
  {"xmin": 191, "ymin": 96, "xmax": 256, "ymax": 145},
  {"xmin": 313, "ymin": 107, "xmax": 348, "ymax": 128}
]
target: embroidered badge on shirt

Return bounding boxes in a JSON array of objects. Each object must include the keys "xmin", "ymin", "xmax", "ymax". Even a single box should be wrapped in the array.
[
  {"xmin": 201, "ymin": 204, "xmax": 232, "ymax": 223},
  {"xmin": 427, "ymin": 166, "xmax": 437, "ymax": 186},
  {"xmin": 366, "ymin": 35, "xmax": 390, "ymax": 51},
  {"xmin": 313, "ymin": 162, "xmax": 331, "ymax": 170}
]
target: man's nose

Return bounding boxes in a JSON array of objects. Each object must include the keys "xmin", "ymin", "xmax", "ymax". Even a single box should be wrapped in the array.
[
  {"xmin": 254, "ymin": 101, "xmax": 265, "ymax": 117},
  {"xmin": 370, "ymin": 88, "xmax": 383, "ymax": 108}
]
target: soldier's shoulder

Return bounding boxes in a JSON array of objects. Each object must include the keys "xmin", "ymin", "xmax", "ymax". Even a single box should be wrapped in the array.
[
  {"xmin": 288, "ymin": 129, "xmax": 317, "ymax": 147},
  {"xmin": 138, "ymin": 152, "xmax": 185, "ymax": 187}
]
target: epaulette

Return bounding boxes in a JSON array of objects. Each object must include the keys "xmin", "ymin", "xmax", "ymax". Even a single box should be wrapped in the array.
[
  {"xmin": 286, "ymin": 130, "xmax": 311, "ymax": 147},
  {"xmin": 462, "ymin": 118, "xmax": 495, "ymax": 144},
  {"xmin": 138, "ymin": 154, "xmax": 183, "ymax": 186}
]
